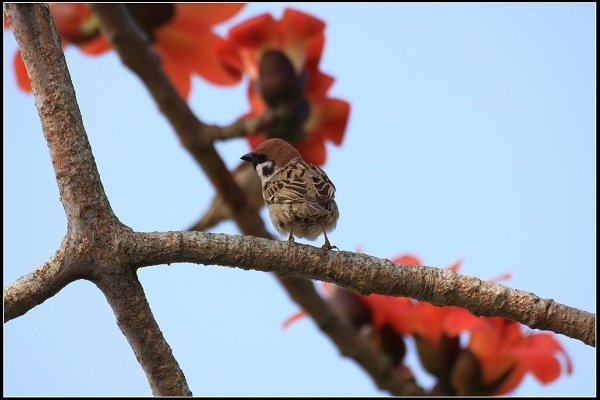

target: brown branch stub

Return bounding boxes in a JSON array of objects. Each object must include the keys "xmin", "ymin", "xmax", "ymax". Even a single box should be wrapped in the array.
[
  {"xmin": 204, "ymin": 112, "xmax": 277, "ymax": 142},
  {"xmin": 3, "ymin": 238, "xmax": 74, "ymax": 322},
  {"xmin": 132, "ymin": 231, "xmax": 596, "ymax": 347}
]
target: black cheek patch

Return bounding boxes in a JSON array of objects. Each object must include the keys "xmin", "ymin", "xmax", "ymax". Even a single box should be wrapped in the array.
[{"xmin": 261, "ymin": 163, "xmax": 275, "ymax": 177}]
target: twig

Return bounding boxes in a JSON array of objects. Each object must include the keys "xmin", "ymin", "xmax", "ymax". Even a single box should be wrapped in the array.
[{"xmin": 204, "ymin": 112, "xmax": 276, "ymax": 142}]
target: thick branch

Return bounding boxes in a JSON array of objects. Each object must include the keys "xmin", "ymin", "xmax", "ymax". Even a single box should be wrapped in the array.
[
  {"xmin": 95, "ymin": 270, "xmax": 191, "ymax": 396},
  {"xmin": 131, "ymin": 231, "xmax": 596, "ymax": 347}
]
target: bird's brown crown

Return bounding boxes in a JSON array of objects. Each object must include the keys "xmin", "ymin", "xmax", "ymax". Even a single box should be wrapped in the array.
[{"xmin": 253, "ymin": 138, "xmax": 302, "ymax": 167}]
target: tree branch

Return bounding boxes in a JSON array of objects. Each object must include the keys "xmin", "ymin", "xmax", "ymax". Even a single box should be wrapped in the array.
[
  {"xmin": 3, "ymin": 238, "xmax": 73, "ymax": 322},
  {"xmin": 4, "ymin": 3, "xmax": 190, "ymax": 396},
  {"xmin": 95, "ymin": 269, "xmax": 192, "ymax": 396},
  {"xmin": 130, "ymin": 231, "xmax": 596, "ymax": 347},
  {"xmin": 204, "ymin": 112, "xmax": 276, "ymax": 142}
]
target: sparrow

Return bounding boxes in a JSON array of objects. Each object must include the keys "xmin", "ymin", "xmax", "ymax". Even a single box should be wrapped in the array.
[{"xmin": 241, "ymin": 138, "xmax": 339, "ymax": 250}]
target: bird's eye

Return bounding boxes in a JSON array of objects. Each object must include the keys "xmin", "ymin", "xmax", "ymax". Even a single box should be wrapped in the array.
[{"xmin": 255, "ymin": 153, "xmax": 268, "ymax": 163}]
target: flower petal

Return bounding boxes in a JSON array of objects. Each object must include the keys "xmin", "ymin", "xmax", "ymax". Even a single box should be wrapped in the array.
[
  {"xmin": 4, "ymin": 11, "xmax": 10, "ymax": 29},
  {"xmin": 247, "ymin": 83, "xmax": 267, "ymax": 114},
  {"xmin": 305, "ymin": 34, "xmax": 325, "ymax": 72},
  {"xmin": 306, "ymin": 98, "xmax": 350, "ymax": 145},
  {"xmin": 79, "ymin": 35, "xmax": 111, "ymax": 55},
  {"xmin": 485, "ymin": 356, "xmax": 522, "ymax": 394},
  {"xmin": 247, "ymin": 133, "xmax": 267, "ymax": 150},
  {"xmin": 171, "ymin": 3, "xmax": 245, "ymax": 30},
  {"xmin": 154, "ymin": 27, "xmax": 241, "ymax": 85},
  {"xmin": 442, "ymin": 308, "xmax": 484, "ymax": 337},
  {"xmin": 49, "ymin": 3, "xmax": 90, "ymax": 40},
  {"xmin": 447, "ymin": 259, "xmax": 462, "ymax": 272},
  {"xmin": 154, "ymin": 45, "xmax": 191, "ymax": 99},
  {"xmin": 228, "ymin": 13, "xmax": 279, "ymax": 50},
  {"xmin": 13, "ymin": 51, "xmax": 31, "ymax": 92},
  {"xmin": 296, "ymin": 134, "xmax": 326, "ymax": 165},
  {"xmin": 524, "ymin": 333, "xmax": 573, "ymax": 374},
  {"xmin": 280, "ymin": 9, "xmax": 325, "ymax": 72},
  {"xmin": 282, "ymin": 310, "xmax": 307, "ymax": 329},
  {"xmin": 516, "ymin": 349, "xmax": 561, "ymax": 384},
  {"xmin": 213, "ymin": 35, "xmax": 243, "ymax": 82},
  {"xmin": 488, "ymin": 272, "xmax": 512, "ymax": 282},
  {"xmin": 391, "ymin": 255, "xmax": 422, "ymax": 266},
  {"xmin": 280, "ymin": 8, "xmax": 325, "ymax": 42},
  {"xmin": 306, "ymin": 70, "xmax": 335, "ymax": 101}
]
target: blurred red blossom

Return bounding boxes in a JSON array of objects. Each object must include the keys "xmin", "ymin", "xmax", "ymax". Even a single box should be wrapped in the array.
[
  {"xmin": 5, "ymin": 3, "xmax": 244, "ymax": 98},
  {"xmin": 445, "ymin": 311, "xmax": 573, "ymax": 395},
  {"xmin": 284, "ymin": 253, "xmax": 571, "ymax": 395},
  {"xmin": 228, "ymin": 8, "xmax": 350, "ymax": 165}
]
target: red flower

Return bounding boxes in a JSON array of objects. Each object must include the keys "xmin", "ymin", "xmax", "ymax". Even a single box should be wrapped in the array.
[
  {"xmin": 360, "ymin": 255, "xmax": 421, "ymax": 336},
  {"xmin": 361, "ymin": 256, "xmax": 466, "ymax": 345},
  {"xmin": 5, "ymin": 4, "xmax": 109, "ymax": 92},
  {"xmin": 444, "ymin": 313, "xmax": 573, "ymax": 395},
  {"xmin": 283, "ymin": 252, "xmax": 571, "ymax": 395},
  {"xmin": 283, "ymin": 254, "xmax": 455, "ymax": 340},
  {"xmin": 228, "ymin": 8, "xmax": 350, "ymax": 166},
  {"xmin": 6, "ymin": 3, "xmax": 244, "ymax": 98},
  {"xmin": 150, "ymin": 3, "xmax": 245, "ymax": 98}
]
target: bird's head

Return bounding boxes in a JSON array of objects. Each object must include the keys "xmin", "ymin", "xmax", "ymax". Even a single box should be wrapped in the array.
[{"xmin": 241, "ymin": 138, "xmax": 301, "ymax": 181}]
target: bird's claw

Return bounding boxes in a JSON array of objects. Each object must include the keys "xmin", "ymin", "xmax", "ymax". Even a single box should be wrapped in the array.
[{"xmin": 321, "ymin": 242, "xmax": 339, "ymax": 251}]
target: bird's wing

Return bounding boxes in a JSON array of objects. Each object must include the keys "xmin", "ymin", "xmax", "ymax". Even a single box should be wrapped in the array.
[
  {"xmin": 264, "ymin": 160, "xmax": 310, "ymax": 204},
  {"xmin": 264, "ymin": 159, "xmax": 334, "ymax": 207},
  {"xmin": 305, "ymin": 163, "xmax": 336, "ymax": 205}
]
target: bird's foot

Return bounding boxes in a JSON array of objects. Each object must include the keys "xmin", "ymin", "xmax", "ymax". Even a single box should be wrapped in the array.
[{"xmin": 321, "ymin": 239, "xmax": 339, "ymax": 251}]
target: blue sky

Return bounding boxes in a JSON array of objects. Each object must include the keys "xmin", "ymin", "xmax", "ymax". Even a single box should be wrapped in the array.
[{"xmin": 3, "ymin": 3, "xmax": 595, "ymax": 396}]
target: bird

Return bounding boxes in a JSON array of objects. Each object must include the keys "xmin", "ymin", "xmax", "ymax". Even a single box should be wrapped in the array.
[{"xmin": 240, "ymin": 138, "xmax": 339, "ymax": 250}]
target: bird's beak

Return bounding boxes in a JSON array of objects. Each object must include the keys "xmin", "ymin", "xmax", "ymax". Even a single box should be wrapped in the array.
[{"xmin": 240, "ymin": 152, "xmax": 255, "ymax": 163}]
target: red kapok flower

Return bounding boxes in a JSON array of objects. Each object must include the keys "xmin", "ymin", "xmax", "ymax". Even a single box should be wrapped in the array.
[
  {"xmin": 444, "ymin": 313, "xmax": 573, "ymax": 395},
  {"xmin": 361, "ymin": 256, "xmax": 466, "ymax": 346},
  {"xmin": 5, "ymin": 3, "xmax": 109, "ymax": 92},
  {"xmin": 6, "ymin": 3, "xmax": 244, "ymax": 98},
  {"xmin": 283, "ymin": 251, "xmax": 572, "ymax": 395},
  {"xmin": 149, "ymin": 3, "xmax": 244, "ymax": 97},
  {"xmin": 228, "ymin": 8, "xmax": 350, "ymax": 166}
]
